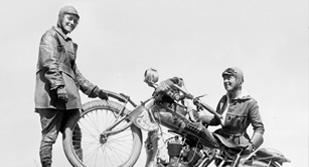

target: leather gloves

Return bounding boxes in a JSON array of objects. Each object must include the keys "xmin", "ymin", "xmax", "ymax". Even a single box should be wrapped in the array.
[
  {"xmin": 90, "ymin": 86, "xmax": 109, "ymax": 100},
  {"xmin": 98, "ymin": 89, "xmax": 109, "ymax": 100},
  {"xmin": 57, "ymin": 87, "xmax": 69, "ymax": 102}
]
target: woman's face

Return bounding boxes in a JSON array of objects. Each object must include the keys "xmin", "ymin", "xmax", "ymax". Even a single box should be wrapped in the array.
[
  {"xmin": 223, "ymin": 75, "xmax": 240, "ymax": 92},
  {"xmin": 61, "ymin": 14, "xmax": 79, "ymax": 34}
]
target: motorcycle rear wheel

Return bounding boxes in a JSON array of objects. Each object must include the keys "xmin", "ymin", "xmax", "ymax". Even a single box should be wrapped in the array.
[{"xmin": 63, "ymin": 100, "xmax": 143, "ymax": 167}]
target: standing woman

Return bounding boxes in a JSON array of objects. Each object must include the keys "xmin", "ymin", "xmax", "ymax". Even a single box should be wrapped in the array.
[{"xmin": 34, "ymin": 5, "xmax": 108, "ymax": 167}]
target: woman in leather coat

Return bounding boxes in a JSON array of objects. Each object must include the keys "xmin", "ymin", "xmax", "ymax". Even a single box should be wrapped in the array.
[{"xmin": 34, "ymin": 6, "xmax": 108, "ymax": 167}]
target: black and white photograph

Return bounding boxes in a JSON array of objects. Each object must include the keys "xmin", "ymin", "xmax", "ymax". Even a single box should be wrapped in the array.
[{"xmin": 0, "ymin": 0, "xmax": 308, "ymax": 167}]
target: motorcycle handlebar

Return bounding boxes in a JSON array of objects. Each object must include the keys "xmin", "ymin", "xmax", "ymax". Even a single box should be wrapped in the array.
[
  {"xmin": 194, "ymin": 99, "xmax": 223, "ymax": 122},
  {"xmin": 148, "ymin": 82, "xmax": 194, "ymax": 99},
  {"xmin": 168, "ymin": 83, "xmax": 223, "ymax": 121},
  {"xmin": 104, "ymin": 90, "xmax": 128, "ymax": 103},
  {"xmin": 148, "ymin": 81, "xmax": 222, "ymax": 121},
  {"xmin": 149, "ymin": 81, "xmax": 217, "ymax": 114}
]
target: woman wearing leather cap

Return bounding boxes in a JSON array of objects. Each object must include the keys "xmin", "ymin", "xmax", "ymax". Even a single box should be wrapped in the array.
[
  {"xmin": 198, "ymin": 67, "xmax": 265, "ymax": 166},
  {"xmin": 34, "ymin": 5, "xmax": 109, "ymax": 167}
]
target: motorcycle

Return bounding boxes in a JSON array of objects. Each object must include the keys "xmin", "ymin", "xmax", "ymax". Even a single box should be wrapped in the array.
[{"xmin": 61, "ymin": 74, "xmax": 290, "ymax": 167}]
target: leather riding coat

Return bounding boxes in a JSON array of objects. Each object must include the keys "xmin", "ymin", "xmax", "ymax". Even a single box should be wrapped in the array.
[{"xmin": 35, "ymin": 26, "xmax": 98, "ymax": 110}]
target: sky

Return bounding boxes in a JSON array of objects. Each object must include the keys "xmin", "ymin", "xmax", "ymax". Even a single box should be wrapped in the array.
[{"xmin": 0, "ymin": 0, "xmax": 308, "ymax": 166}]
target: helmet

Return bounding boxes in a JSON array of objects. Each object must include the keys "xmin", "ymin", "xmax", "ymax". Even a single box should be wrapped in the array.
[
  {"xmin": 58, "ymin": 5, "xmax": 80, "ymax": 19},
  {"xmin": 144, "ymin": 68, "xmax": 159, "ymax": 86},
  {"xmin": 222, "ymin": 67, "xmax": 244, "ymax": 84}
]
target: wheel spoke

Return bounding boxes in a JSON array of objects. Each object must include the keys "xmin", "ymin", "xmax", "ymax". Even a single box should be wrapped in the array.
[
  {"xmin": 85, "ymin": 111, "xmax": 101, "ymax": 133},
  {"xmin": 78, "ymin": 118, "xmax": 99, "ymax": 140},
  {"xmin": 66, "ymin": 102, "xmax": 141, "ymax": 167},
  {"xmin": 83, "ymin": 144, "xmax": 100, "ymax": 163}
]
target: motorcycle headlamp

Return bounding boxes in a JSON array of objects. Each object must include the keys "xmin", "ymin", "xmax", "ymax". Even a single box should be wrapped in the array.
[{"xmin": 144, "ymin": 68, "xmax": 159, "ymax": 86}]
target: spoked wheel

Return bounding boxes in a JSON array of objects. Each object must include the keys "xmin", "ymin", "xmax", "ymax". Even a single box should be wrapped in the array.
[{"xmin": 63, "ymin": 100, "xmax": 143, "ymax": 167}]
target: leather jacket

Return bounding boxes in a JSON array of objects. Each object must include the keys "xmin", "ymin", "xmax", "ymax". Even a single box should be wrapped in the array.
[{"xmin": 35, "ymin": 26, "xmax": 98, "ymax": 110}]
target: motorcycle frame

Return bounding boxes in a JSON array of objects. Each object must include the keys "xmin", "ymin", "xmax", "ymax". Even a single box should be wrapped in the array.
[{"xmin": 99, "ymin": 96, "xmax": 155, "ymax": 137}]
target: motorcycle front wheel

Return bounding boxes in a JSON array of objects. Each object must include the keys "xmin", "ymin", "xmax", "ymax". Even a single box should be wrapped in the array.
[{"xmin": 63, "ymin": 100, "xmax": 143, "ymax": 167}]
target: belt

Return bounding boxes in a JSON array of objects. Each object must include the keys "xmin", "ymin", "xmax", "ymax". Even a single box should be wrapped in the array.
[
  {"xmin": 218, "ymin": 129, "xmax": 244, "ymax": 138},
  {"xmin": 36, "ymin": 64, "xmax": 75, "ymax": 79},
  {"xmin": 59, "ymin": 64, "xmax": 75, "ymax": 79}
]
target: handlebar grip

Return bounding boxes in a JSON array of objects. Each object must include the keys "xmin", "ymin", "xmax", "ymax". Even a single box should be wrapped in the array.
[{"xmin": 104, "ymin": 90, "xmax": 127, "ymax": 103}]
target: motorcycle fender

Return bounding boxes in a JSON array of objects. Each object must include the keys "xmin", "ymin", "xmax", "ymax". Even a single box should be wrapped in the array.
[{"xmin": 131, "ymin": 105, "xmax": 159, "ymax": 131}]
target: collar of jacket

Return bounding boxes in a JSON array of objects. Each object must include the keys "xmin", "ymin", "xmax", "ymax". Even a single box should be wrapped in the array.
[
  {"xmin": 53, "ymin": 26, "xmax": 72, "ymax": 41},
  {"xmin": 225, "ymin": 90, "xmax": 251, "ymax": 101}
]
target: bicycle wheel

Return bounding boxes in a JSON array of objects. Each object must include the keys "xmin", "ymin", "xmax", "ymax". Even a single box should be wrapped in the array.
[{"xmin": 63, "ymin": 100, "xmax": 143, "ymax": 167}]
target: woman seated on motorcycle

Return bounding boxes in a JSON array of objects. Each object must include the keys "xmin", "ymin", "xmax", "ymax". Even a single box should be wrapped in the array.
[{"xmin": 196, "ymin": 67, "xmax": 265, "ymax": 166}]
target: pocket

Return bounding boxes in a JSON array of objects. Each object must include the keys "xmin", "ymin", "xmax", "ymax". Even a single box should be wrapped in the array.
[
  {"xmin": 62, "ymin": 74, "xmax": 79, "ymax": 98},
  {"xmin": 57, "ymin": 44, "xmax": 64, "ymax": 52},
  {"xmin": 225, "ymin": 113, "xmax": 247, "ymax": 130}
]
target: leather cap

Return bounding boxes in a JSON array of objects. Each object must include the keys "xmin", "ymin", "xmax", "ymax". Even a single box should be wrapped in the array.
[
  {"xmin": 222, "ymin": 67, "xmax": 244, "ymax": 83},
  {"xmin": 58, "ymin": 5, "xmax": 80, "ymax": 19}
]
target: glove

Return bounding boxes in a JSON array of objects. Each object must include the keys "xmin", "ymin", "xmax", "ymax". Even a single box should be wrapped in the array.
[
  {"xmin": 193, "ymin": 98, "xmax": 203, "ymax": 110},
  {"xmin": 57, "ymin": 87, "xmax": 68, "ymax": 102},
  {"xmin": 98, "ymin": 89, "xmax": 109, "ymax": 100}
]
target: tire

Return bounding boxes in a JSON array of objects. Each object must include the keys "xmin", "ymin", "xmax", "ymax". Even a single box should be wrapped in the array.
[{"xmin": 63, "ymin": 100, "xmax": 143, "ymax": 167}]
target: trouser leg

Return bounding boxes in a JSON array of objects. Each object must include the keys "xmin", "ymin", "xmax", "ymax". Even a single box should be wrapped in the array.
[
  {"xmin": 38, "ymin": 109, "xmax": 64, "ymax": 167},
  {"xmin": 39, "ymin": 138, "xmax": 55, "ymax": 167},
  {"xmin": 62, "ymin": 109, "xmax": 83, "ymax": 161}
]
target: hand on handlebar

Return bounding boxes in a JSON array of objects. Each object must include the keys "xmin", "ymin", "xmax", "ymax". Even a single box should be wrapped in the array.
[
  {"xmin": 192, "ymin": 97, "xmax": 222, "ymax": 123},
  {"xmin": 192, "ymin": 97, "xmax": 200, "ymax": 105},
  {"xmin": 193, "ymin": 98, "xmax": 204, "ymax": 110}
]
